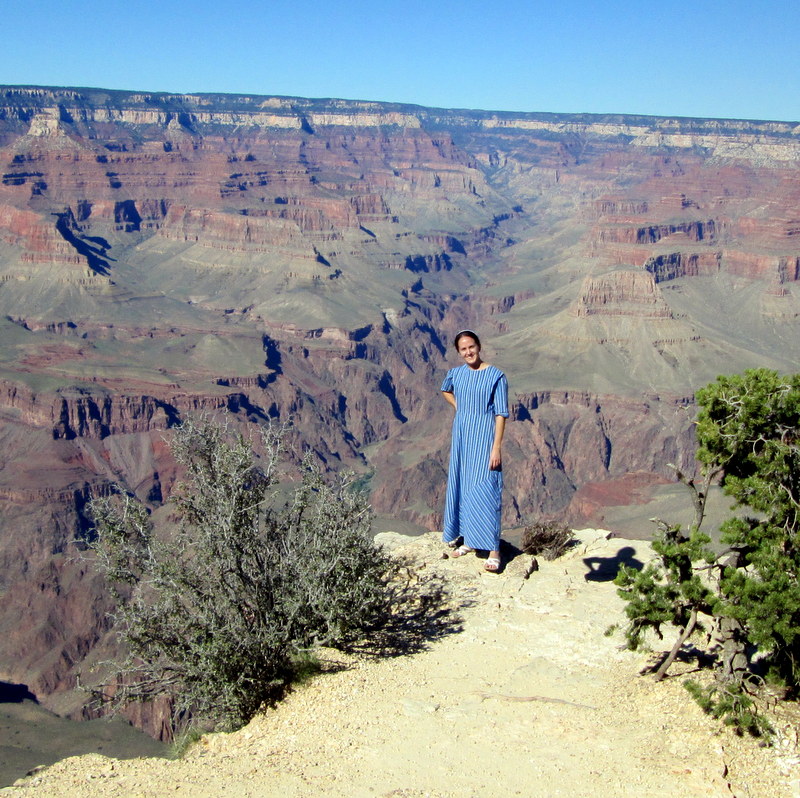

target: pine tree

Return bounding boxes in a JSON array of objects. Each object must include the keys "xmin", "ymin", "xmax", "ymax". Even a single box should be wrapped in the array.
[{"xmin": 614, "ymin": 368, "xmax": 800, "ymax": 735}]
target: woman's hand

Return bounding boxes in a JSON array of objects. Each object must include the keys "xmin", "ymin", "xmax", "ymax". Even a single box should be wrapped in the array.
[{"xmin": 489, "ymin": 415, "xmax": 505, "ymax": 470}]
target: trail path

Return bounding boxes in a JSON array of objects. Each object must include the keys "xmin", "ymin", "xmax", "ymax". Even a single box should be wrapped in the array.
[{"xmin": 5, "ymin": 530, "xmax": 797, "ymax": 797}]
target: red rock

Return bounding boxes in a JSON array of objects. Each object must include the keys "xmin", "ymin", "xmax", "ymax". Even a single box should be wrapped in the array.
[
  {"xmin": 572, "ymin": 271, "xmax": 673, "ymax": 318},
  {"xmin": 0, "ymin": 87, "xmax": 798, "ymax": 735}
]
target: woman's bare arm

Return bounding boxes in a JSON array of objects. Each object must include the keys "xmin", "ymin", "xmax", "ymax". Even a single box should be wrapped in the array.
[
  {"xmin": 489, "ymin": 415, "xmax": 506, "ymax": 470},
  {"xmin": 442, "ymin": 390, "xmax": 456, "ymax": 410}
]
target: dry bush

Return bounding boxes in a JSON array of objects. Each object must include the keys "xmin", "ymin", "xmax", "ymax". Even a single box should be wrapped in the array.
[
  {"xmin": 520, "ymin": 521, "xmax": 575, "ymax": 560},
  {"xmin": 86, "ymin": 414, "xmax": 414, "ymax": 735}
]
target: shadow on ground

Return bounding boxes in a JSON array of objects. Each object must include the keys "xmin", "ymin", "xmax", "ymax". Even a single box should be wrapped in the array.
[
  {"xmin": 0, "ymin": 681, "xmax": 37, "ymax": 703},
  {"xmin": 0, "ymin": 682, "xmax": 168, "ymax": 788},
  {"xmin": 349, "ymin": 554, "xmax": 469, "ymax": 657},
  {"xmin": 583, "ymin": 546, "xmax": 644, "ymax": 582}
]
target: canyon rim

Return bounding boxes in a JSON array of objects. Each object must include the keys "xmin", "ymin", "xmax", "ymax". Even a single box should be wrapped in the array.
[{"xmin": 0, "ymin": 86, "xmax": 798, "ymax": 733}]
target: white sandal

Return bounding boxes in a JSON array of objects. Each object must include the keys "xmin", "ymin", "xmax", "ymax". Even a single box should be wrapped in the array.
[{"xmin": 450, "ymin": 545, "xmax": 475, "ymax": 558}]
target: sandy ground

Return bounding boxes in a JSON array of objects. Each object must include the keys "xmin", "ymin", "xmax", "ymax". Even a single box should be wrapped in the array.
[{"xmin": 4, "ymin": 530, "xmax": 799, "ymax": 798}]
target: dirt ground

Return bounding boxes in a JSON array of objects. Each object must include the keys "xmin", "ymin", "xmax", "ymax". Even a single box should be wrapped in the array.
[{"xmin": 4, "ymin": 530, "xmax": 799, "ymax": 798}]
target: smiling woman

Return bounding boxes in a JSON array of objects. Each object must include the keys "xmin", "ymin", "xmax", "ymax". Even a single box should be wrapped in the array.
[{"xmin": 440, "ymin": 329, "xmax": 509, "ymax": 573}]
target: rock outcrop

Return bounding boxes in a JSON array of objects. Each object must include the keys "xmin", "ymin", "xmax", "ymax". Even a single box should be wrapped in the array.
[
  {"xmin": 5, "ymin": 531, "xmax": 796, "ymax": 797},
  {"xmin": 571, "ymin": 271, "xmax": 673, "ymax": 318},
  {"xmin": 0, "ymin": 86, "xmax": 798, "ymax": 731}
]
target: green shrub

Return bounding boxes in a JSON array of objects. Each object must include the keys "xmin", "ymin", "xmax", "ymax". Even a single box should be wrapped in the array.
[
  {"xmin": 87, "ymin": 414, "xmax": 401, "ymax": 734},
  {"xmin": 614, "ymin": 368, "xmax": 800, "ymax": 738},
  {"xmin": 684, "ymin": 679, "xmax": 773, "ymax": 738}
]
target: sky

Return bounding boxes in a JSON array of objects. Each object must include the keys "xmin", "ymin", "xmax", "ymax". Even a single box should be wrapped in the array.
[{"xmin": 2, "ymin": 0, "xmax": 798, "ymax": 122}]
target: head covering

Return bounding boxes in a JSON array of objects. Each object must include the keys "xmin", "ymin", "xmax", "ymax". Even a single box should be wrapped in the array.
[{"xmin": 453, "ymin": 329, "xmax": 481, "ymax": 350}]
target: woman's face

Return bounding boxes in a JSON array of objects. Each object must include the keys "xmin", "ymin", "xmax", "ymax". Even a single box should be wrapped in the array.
[{"xmin": 457, "ymin": 335, "xmax": 482, "ymax": 368}]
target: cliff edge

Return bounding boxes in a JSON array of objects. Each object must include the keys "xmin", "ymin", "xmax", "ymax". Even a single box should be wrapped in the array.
[{"xmin": 4, "ymin": 530, "xmax": 797, "ymax": 797}]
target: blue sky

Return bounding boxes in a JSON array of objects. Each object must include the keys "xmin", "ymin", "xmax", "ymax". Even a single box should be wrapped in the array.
[{"xmin": 2, "ymin": 0, "xmax": 798, "ymax": 122}]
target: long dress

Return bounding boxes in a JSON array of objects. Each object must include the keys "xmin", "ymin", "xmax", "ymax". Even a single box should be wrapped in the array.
[{"xmin": 441, "ymin": 364, "xmax": 509, "ymax": 551}]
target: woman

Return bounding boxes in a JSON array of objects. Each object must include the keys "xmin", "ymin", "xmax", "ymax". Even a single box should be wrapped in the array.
[{"xmin": 441, "ymin": 330, "xmax": 509, "ymax": 572}]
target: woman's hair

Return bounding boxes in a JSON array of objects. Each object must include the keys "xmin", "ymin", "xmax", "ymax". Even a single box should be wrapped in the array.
[{"xmin": 454, "ymin": 329, "xmax": 481, "ymax": 350}]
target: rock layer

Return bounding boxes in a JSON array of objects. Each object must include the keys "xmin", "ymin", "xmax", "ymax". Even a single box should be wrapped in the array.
[{"xmin": 0, "ymin": 87, "xmax": 798, "ymax": 730}]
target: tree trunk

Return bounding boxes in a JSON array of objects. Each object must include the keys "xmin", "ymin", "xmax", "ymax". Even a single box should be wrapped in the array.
[
  {"xmin": 655, "ymin": 608, "xmax": 698, "ymax": 681},
  {"xmin": 717, "ymin": 616, "xmax": 748, "ymax": 683}
]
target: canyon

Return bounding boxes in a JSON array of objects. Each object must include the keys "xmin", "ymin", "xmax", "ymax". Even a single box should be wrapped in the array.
[{"xmin": 0, "ymin": 86, "xmax": 798, "ymax": 735}]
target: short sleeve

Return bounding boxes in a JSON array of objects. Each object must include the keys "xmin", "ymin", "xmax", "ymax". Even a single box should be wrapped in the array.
[
  {"xmin": 440, "ymin": 369, "xmax": 454, "ymax": 392},
  {"xmin": 492, "ymin": 373, "xmax": 509, "ymax": 418}
]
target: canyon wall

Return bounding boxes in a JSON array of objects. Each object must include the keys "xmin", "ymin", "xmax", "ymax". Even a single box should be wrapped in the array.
[{"xmin": 0, "ymin": 86, "xmax": 798, "ymax": 734}]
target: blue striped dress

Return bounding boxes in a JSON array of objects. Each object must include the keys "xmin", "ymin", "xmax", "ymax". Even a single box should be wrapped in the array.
[{"xmin": 441, "ymin": 364, "xmax": 509, "ymax": 551}]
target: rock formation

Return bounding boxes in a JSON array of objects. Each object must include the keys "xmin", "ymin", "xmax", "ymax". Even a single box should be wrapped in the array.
[{"xmin": 0, "ymin": 86, "xmax": 798, "ymax": 731}]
